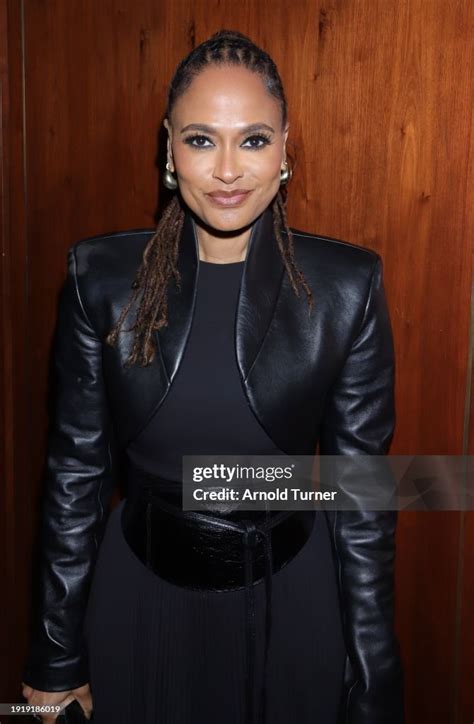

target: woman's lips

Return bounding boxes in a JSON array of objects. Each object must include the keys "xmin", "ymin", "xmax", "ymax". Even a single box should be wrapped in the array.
[{"xmin": 205, "ymin": 190, "xmax": 253, "ymax": 207}]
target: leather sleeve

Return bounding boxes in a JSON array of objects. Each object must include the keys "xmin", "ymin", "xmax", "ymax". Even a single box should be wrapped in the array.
[
  {"xmin": 320, "ymin": 256, "xmax": 405, "ymax": 724},
  {"xmin": 22, "ymin": 245, "xmax": 116, "ymax": 692}
]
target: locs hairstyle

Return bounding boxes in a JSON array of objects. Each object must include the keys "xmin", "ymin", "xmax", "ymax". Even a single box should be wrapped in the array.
[{"xmin": 106, "ymin": 29, "xmax": 314, "ymax": 368}]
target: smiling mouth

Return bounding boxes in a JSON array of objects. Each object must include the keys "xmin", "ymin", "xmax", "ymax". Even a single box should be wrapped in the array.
[{"xmin": 205, "ymin": 190, "xmax": 253, "ymax": 206}]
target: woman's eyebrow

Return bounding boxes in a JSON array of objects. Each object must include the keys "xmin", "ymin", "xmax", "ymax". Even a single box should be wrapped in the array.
[{"xmin": 180, "ymin": 123, "xmax": 275, "ymax": 134}]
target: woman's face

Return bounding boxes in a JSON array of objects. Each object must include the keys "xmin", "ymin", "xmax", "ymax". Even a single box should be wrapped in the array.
[{"xmin": 163, "ymin": 64, "xmax": 289, "ymax": 235}]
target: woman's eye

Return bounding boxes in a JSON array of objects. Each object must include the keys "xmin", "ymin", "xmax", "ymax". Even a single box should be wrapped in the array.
[
  {"xmin": 184, "ymin": 135, "xmax": 213, "ymax": 148},
  {"xmin": 242, "ymin": 134, "xmax": 272, "ymax": 149},
  {"xmin": 183, "ymin": 134, "xmax": 272, "ymax": 150}
]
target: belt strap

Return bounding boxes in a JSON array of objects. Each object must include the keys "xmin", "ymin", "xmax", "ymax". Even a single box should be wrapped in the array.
[
  {"xmin": 242, "ymin": 515, "xmax": 273, "ymax": 724},
  {"xmin": 147, "ymin": 496, "xmax": 291, "ymax": 723}
]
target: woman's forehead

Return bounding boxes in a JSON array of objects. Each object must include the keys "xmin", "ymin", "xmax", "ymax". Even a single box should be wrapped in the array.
[{"xmin": 171, "ymin": 65, "xmax": 281, "ymax": 125}]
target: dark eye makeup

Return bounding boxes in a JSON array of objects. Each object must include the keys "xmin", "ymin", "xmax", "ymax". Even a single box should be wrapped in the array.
[{"xmin": 183, "ymin": 133, "xmax": 273, "ymax": 150}]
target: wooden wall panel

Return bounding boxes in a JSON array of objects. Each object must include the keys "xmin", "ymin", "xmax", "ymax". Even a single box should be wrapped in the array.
[
  {"xmin": 1, "ymin": 1, "xmax": 473, "ymax": 722},
  {"xmin": 1, "ymin": 0, "xmax": 33, "ymax": 703}
]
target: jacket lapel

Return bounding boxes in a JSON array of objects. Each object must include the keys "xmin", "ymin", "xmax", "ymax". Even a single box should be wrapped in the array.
[
  {"xmin": 156, "ymin": 203, "xmax": 285, "ymax": 388},
  {"xmin": 235, "ymin": 204, "xmax": 285, "ymax": 381}
]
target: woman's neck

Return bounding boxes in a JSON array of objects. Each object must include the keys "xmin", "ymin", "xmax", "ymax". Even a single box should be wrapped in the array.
[{"xmin": 195, "ymin": 221, "xmax": 252, "ymax": 264}]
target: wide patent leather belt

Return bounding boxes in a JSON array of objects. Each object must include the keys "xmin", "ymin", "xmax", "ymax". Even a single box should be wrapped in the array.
[{"xmin": 121, "ymin": 467, "xmax": 315, "ymax": 724}]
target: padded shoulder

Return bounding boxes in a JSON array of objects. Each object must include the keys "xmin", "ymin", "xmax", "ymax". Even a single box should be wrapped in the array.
[
  {"xmin": 287, "ymin": 225, "xmax": 381, "ymax": 296},
  {"xmin": 72, "ymin": 228, "xmax": 154, "ymax": 280},
  {"xmin": 68, "ymin": 228, "xmax": 155, "ymax": 333}
]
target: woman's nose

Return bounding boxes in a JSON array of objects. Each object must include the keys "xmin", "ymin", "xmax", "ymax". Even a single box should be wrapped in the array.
[{"xmin": 212, "ymin": 147, "xmax": 243, "ymax": 183}]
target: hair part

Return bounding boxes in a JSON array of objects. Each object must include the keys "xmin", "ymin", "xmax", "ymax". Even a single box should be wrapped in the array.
[{"xmin": 106, "ymin": 29, "xmax": 313, "ymax": 367}]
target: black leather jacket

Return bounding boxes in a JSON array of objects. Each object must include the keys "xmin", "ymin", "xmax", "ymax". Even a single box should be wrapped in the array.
[{"xmin": 23, "ymin": 205, "xmax": 405, "ymax": 723}]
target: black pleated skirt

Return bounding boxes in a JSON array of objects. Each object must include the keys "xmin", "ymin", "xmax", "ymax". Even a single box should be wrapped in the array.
[{"xmin": 83, "ymin": 499, "xmax": 347, "ymax": 724}]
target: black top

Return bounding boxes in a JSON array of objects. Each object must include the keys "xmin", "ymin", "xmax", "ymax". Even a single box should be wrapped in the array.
[{"xmin": 126, "ymin": 260, "xmax": 284, "ymax": 482}]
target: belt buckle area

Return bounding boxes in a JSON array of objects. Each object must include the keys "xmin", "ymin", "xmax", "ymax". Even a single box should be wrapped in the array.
[{"xmin": 137, "ymin": 496, "xmax": 249, "ymax": 591}]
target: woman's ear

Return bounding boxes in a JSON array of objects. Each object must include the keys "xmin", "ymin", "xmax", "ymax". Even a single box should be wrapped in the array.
[
  {"xmin": 163, "ymin": 118, "xmax": 174, "ymax": 169},
  {"xmin": 282, "ymin": 125, "xmax": 290, "ymax": 163},
  {"xmin": 163, "ymin": 118, "xmax": 173, "ymax": 142}
]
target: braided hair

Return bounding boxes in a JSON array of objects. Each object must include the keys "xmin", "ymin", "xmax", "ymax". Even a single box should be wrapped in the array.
[{"xmin": 106, "ymin": 29, "xmax": 314, "ymax": 367}]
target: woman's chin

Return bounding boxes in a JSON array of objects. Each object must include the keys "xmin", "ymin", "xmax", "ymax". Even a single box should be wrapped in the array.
[{"xmin": 198, "ymin": 207, "xmax": 264, "ymax": 235}]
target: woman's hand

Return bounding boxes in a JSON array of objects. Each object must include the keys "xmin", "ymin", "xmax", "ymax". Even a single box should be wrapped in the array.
[{"xmin": 21, "ymin": 681, "xmax": 93, "ymax": 721}]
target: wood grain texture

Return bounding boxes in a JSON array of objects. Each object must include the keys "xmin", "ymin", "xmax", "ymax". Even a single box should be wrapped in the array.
[{"xmin": 1, "ymin": 1, "xmax": 473, "ymax": 721}]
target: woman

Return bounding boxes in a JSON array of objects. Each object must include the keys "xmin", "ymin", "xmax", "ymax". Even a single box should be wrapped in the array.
[{"xmin": 22, "ymin": 29, "xmax": 405, "ymax": 724}]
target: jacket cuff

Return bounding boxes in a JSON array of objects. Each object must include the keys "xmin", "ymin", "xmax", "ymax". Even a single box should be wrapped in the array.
[{"xmin": 22, "ymin": 643, "xmax": 89, "ymax": 692}]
